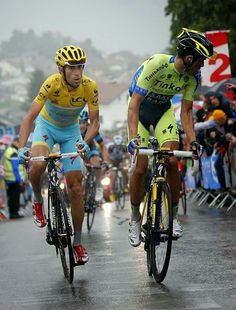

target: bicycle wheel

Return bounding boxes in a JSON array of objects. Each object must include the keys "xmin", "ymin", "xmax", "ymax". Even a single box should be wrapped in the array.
[
  {"xmin": 150, "ymin": 181, "xmax": 173, "ymax": 283},
  {"xmin": 141, "ymin": 192, "xmax": 152, "ymax": 276},
  {"xmin": 85, "ymin": 176, "xmax": 96, "ymax": 232},
  {"xmin": 87, "ymin": 204, "xmax": 96, "ymax": 232},
  {"xmin": 55, "ymin": 187, "xmax": 74, "ymax": 283}
]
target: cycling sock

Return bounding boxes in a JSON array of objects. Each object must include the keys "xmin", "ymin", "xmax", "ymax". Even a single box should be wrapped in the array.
[
  {"xmin": 173, "ymin": 202, "xmax": 179, "ymax": 218},
  {"xmin": 73, "ymin": 230, "xmax": 82, "ymax": 246},
  {"xmin": 131, "ymin": 202, "xmax": 141, "ymax": 221},
  {"xmin": 33, "ymin": 191, "xmax": 43, "ymax": 203}
]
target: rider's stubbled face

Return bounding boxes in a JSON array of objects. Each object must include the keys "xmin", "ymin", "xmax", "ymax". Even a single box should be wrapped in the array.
[{"xmin": 64, "ymin": 64, "xmax": 84, "ymax": 88}]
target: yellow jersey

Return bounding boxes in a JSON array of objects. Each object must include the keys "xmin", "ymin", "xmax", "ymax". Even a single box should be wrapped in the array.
[{"xmin": 34, "ymin": 73, "xmax": 99, "ymax": 127}]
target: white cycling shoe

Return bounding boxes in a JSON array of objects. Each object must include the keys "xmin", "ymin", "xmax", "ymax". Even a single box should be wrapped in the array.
[
  {"xmin": 128, "ymin": 219, "xmax": 141, "ymax": 247},
  {"xmin": 173, "ymin": 217, "xmax": 183, "ymax": 238}
]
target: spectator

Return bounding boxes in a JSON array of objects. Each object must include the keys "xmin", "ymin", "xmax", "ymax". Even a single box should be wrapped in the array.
[
  {"xmin": 206, "ymin": 91, "xmax": 233, "ymax": 118},
  {"xmin": 3, "ymin": 137, "xmax": 25, "ymax": 219},
  {"xmin": 225, "ymin": 82, "xmax": 236, "ymax": 120},
  {"xmin": 194, "ymin": 109, "xmax": 227, "ymax": 133},
  {"xmin": 195, "ymin": 93, "xmax": 211, "ymax": 122},
  {"xmin": 0, "ymin": 137, "xmax": 8, "ymax": 220}
]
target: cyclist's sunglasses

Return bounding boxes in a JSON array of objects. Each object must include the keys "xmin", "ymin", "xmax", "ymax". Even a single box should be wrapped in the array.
[{"xmin": 65, "ymin": 61, "xmax": 86, "ymax": 68}]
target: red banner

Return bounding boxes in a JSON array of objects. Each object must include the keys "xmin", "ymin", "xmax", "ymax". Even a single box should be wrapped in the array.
[{"xmin": 201, "ymin": 30, "xmax": 231, "ymax": 87}]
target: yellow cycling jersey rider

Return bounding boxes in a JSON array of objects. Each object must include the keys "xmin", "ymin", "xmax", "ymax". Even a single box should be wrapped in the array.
[
  {"xmin": 35, "ymin": 73, "xmax": 99, "ymax": 127},
  {"xmin": 18, "ymin": 45, "xmax": 100, "ymax": 265}
]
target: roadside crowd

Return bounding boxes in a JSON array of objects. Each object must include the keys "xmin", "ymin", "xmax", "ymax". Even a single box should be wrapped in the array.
[{"xmin": 184, "ymin": 85, "xmax": 236, "ymax": 197}]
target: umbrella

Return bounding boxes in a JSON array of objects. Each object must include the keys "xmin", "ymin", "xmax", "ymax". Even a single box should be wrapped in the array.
[{"xmin": 205, "ymin": 77, "xmax": 236, "ymax": 93}]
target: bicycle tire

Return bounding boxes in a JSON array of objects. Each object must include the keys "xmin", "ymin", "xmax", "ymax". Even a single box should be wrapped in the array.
[
  {"xmin": 55, "ymin": 187, "xmax": 74, "ymax": 283},
  {"xmin": 84, "ymin": 175, "xmax": 96, "ymax": 232},
  {"xmin": 141, "ymin": 192, "xmax": 152, "ymax": 276},
  {"xmin": 150, "ymin": 181, "xmax": 173, "ymax": 283},
  {"xmin": 87, "ymin": 205, "xmax": 96, "ymax": 232}
]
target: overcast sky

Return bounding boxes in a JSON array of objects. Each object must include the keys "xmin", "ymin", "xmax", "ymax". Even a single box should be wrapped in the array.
[{"xmin": 0, "ymin": 0, "xmax": 171, "ymax": 55}]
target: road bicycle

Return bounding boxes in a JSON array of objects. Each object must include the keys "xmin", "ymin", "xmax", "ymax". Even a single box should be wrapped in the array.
[
  {"xmin": 82, "ymin": 163, "xmax": 103, "ymax": 232},
  {"xmin": 31, "ymin": 151, "xmax": 80, "ymax": 283},
  {"xmin": 112, "ymin": 163, "xmax": 126, "ymax": 210},
  {"xmin": 130, "ymin": 138, "xmax": 194, "ymax": 283}
]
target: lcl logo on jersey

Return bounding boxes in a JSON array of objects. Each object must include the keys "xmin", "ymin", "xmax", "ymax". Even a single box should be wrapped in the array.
[{"xmin": 70, "ymin": 97, "xmax": 84, "ymax": 107}]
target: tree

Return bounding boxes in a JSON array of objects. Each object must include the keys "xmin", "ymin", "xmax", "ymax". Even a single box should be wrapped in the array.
[{"xmin": 165, "ymin": 0, "xmax": 236, "ymax": 75}]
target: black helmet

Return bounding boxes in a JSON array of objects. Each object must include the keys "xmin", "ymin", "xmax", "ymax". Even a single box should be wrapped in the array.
[{"xmin": 177, "ymin": 28, "xmax": 216, "ymax": 59}]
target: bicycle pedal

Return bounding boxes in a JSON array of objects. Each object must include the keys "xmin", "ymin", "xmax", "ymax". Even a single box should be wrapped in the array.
[{"xmin": 46, "ymin": 236, "xmax": 54, "ymax": 245}]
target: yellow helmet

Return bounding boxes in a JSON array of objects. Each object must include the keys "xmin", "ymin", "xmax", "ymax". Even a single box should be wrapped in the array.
[{"xmin": 55, "ymin": 45, "xmax": 87, "ymax": 67}]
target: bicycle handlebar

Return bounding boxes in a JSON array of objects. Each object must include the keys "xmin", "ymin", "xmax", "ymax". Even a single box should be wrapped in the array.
[
  {"xmin": 138, "ymin": 149, "xmax": 193, "ymax": 157},
  {"xmin": 128, "ymin": 148, "xmax": 199, "ymax": 175},
  {"xmin": 30, "ymin": 151, "xmax": 80, "ymax": 162}
]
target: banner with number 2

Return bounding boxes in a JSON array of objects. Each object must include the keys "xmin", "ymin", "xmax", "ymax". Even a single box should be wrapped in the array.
[{"xmin": 201, "ymin": 30, "xmax": 232, "ymax": 87}]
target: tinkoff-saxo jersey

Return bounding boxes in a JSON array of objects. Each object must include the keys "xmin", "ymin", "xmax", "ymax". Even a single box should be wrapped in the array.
[
  {"xmin": 34, "ymin": 74, "xmax": 99, "ymax": 127},
  {"xmin": 129, "ymin": 54, "xmax": 200, "ymax": 107}
]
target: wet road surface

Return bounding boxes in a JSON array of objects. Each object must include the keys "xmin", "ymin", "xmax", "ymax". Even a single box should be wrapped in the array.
[{"xmin": 1, "ymin": 197, "xmax": 236, "ymax": 309}]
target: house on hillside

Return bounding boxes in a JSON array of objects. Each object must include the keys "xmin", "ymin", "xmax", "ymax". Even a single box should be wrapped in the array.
[
  {"xmin": 97, "ymin": 82, "xmax": 129, "ymax": 130},
  {"xmin": 0, "ymin": 60, "xmax": 21, "ymax": 77}
]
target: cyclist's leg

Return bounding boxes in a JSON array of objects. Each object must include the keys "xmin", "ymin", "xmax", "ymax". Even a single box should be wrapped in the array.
[
  {"xmin": 154, "ymin": 105, "xmax": 180, "ymax": 207},
  {"xmin": 128, "ymin": 122, "xmax": 149, "ymax": 246},
  {"xmin": 59, "ymin": 124, "xmax": 89, "ymax": 263},
  {"xmin": 155, "ymin": 105, "xmax": 183, "ymax": 237},
  {"xmin": 30, "ymin": 119, "xmax": 54, "ymax": 199},
  {"xmin": 30, "ymin": 117, "xmax": 54, "ymax": 227},
  {"xmin": 129, "ymin": 121, "xmax": 149, "ymax": 218},
  {"xmin": 59, "ymin": 126, "xmax": 84, "ymax": 233}
]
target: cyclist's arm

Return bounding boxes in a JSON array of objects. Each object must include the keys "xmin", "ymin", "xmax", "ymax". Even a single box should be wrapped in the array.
[
  {"xmin": 19, "ymin": 101, "xmax": 44, "ymax": 148},
  {"xmin": 128, "ymin": 92, "xmax": 144, "ymax": 139},
  {"xmin": 94, "ymin": 133, "xmax": 109, "ymax": 160},
  {"xmin": 99, "ymin": 141, "xmax": 109, "ymax": 161},
  {"xmin": 83, "ymin": 109, "xmax": 100, "ymax": 144},
  {"xmin": 180, "ymin": 99, "xmax": 196, "ymax": 144}
]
